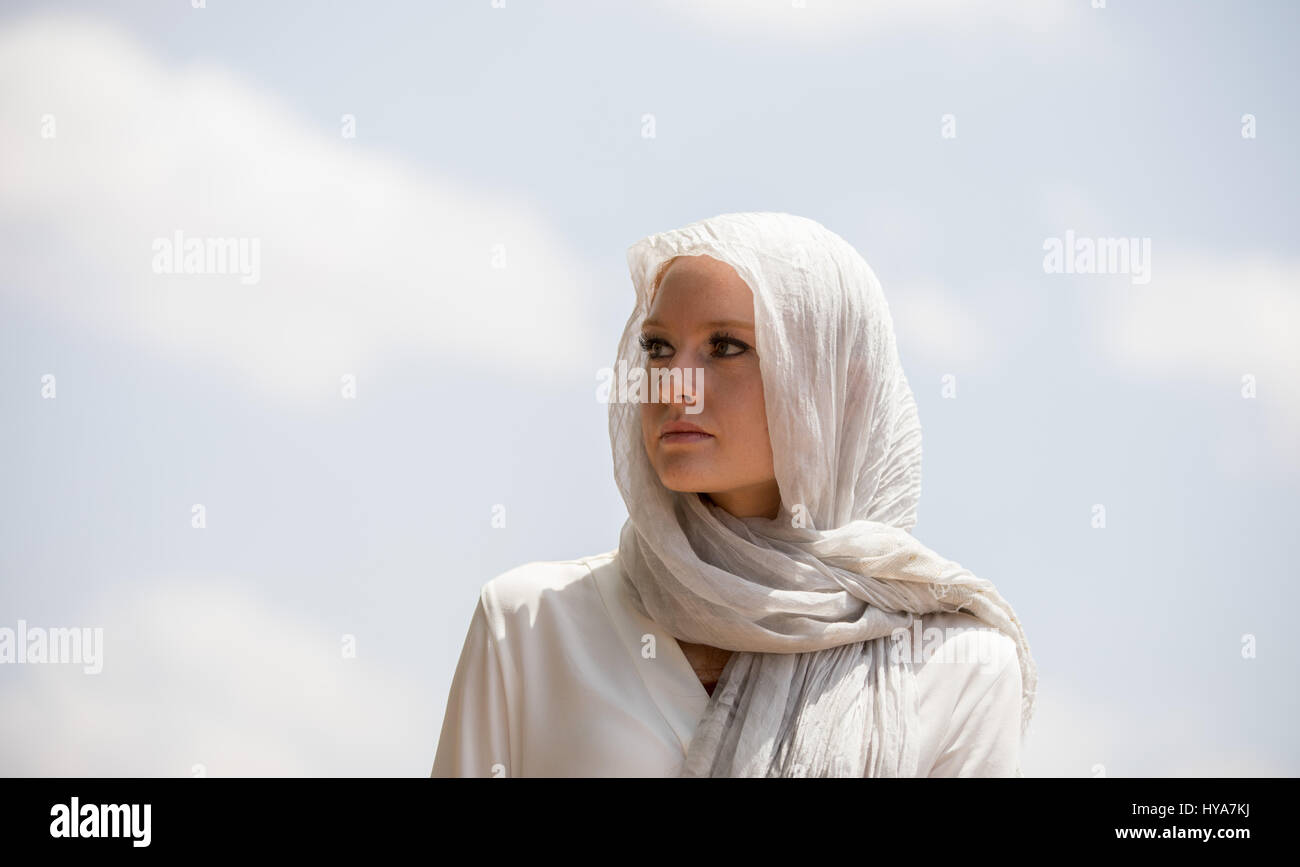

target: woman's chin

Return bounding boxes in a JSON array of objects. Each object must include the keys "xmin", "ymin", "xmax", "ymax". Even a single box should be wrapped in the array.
[{"xmin": 654, "ymin": 469, "xmax": 721, "ymax": 495}]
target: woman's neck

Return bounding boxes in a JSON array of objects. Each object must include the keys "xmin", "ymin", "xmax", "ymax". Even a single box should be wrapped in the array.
[
  {"xmin": 700, "ymin": 479, "xmax": 781, "ymax": 520},
  {"xmin": 677, "ymin": 638, "xmax": 733, "ymax": 694}
]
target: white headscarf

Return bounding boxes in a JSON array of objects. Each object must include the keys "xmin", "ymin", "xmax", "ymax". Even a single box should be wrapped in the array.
[{"xmin": 608, "ymin": 212, "xmax": 1037, "ymax": 777}]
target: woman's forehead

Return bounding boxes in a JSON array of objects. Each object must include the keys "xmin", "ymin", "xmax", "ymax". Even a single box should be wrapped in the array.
[{"xmin": 648, "ymin": 255, "xmax": 755, "ymax": 319}]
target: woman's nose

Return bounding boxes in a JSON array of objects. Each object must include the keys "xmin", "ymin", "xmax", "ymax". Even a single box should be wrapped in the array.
[{"xmin": 654, "ymin": 365, "xmax": 701, "ymax": 412}]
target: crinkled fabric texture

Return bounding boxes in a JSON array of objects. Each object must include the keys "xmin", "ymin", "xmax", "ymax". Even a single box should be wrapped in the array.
[{"xmin": 608, "ymin": 212, "xmax": 1037, "ymax": 777}]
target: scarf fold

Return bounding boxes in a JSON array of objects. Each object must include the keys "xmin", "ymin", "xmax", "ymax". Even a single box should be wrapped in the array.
[{"xmin": 608, "ymin": 212, "xmax": 1036, "ymax": 777}]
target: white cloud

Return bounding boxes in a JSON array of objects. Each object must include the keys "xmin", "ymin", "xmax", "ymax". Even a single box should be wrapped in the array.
[
  {"xmin": 0, "ymin": 14, "xmax": 604, "ymax": 406},
  {"xmin": 1019, "ymin": 679, "xmax": 1284, "ymax": 777},
  {"xmin": 888, "ymin": 281, "xmax": 998, "ymax": 373},
  {"xmin": 1020, "ymin": 680, "xmax": 1132, "ymax": 777},
  {"xmin": 1036, "ymin": 179, "xmax": 1300, "ymax": 473},
  {"xmin": 0, "ymin": 579, "xmax": 432, "ymax": 776},
  {"xmin": 1092, "ymin": 252, "xmax": 1300, "ymax": 472}
]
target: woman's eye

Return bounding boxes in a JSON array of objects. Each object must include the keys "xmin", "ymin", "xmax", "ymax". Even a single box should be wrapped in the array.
[
  {"xmin": 638, "ymin": 335, "xmax": 669, "ymax": 358},
  {"xmin": 639, "ymin": 333, "xmax": 748, "ymax": 359},
  {"xmin": 712, "ymin": 338, "xmax": 748, "ymax": 357}
]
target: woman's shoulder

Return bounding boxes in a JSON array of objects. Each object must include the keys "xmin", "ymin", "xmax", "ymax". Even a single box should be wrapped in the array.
[
  {"xmin": 478, "ymin": 549, "xmax": 619, "ymax": 617},
  {"xmin": 907, "ymin": 610, "xmax": 1025, "ymax": 776},
  {"xmin": 903, "ymin": 609, "xmax": 1020, "ymax": 697}
]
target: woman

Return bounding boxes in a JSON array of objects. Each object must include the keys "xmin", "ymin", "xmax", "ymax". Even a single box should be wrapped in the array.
[{"xmin": 431, "ymin": 212, "xmax": 1037, "ymax": 778}]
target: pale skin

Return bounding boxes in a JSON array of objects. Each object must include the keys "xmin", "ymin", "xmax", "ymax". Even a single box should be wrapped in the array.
[{"xmin": 638, "ymin": 254, "xmax": 781, "ymax": 695}]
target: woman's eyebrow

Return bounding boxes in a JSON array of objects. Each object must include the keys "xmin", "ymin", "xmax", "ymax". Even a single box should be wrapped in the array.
[{"xmin": 641, "ymin": 318, "xmax": 755, "ymax": 331}]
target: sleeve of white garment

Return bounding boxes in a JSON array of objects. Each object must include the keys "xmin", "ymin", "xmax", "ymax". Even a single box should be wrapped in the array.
[
  {"xmin": 430, "ymin": 591, "xmax": 515, "ymax": 778},
  {"xmin": 926, "ymin": 648, "xmax": 1025, "ymax": 777}
]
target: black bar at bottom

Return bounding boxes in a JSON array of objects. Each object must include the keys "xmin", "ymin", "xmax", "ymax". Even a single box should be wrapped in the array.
[{"xmin": 0, "ymin": 777, "xmax": 1282, "ymax": 854}]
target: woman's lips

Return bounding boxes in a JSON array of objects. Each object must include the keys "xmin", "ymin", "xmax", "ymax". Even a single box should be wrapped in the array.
[{"xmin": 660, "ymin": 431, "xmax": 714, "ymax": 444}]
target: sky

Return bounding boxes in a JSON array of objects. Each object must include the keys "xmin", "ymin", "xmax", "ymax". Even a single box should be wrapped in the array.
[{"xmin": 0, "ymin": 0, "xmax": 1296, "ymax": 777}]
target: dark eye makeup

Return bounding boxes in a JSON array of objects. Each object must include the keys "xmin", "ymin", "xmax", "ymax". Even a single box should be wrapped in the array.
[{"xmin": 638, "ymin": 330, "xmax": 751, "ymax": 359}]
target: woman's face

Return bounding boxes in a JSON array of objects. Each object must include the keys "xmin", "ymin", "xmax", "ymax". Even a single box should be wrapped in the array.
[{"xmin": 638, "ymin": 254, "xmax": 781, "ymax": 520}]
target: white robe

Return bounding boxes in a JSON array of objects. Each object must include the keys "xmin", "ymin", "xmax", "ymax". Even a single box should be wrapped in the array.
[{"xmin": 431, "ymin": 550, "xmax": 1024, "ymax": 777}]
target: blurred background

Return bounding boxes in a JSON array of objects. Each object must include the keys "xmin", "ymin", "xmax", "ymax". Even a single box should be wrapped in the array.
[{"xmin": 0, "ymin": 0, "xmax": 1296, "ymax": 776}]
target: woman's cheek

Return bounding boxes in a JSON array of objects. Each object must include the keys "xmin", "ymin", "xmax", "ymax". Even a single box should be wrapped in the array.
[{"xmin": 639, "ymin": 406, "xmax": 660, "ymax": 468}]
